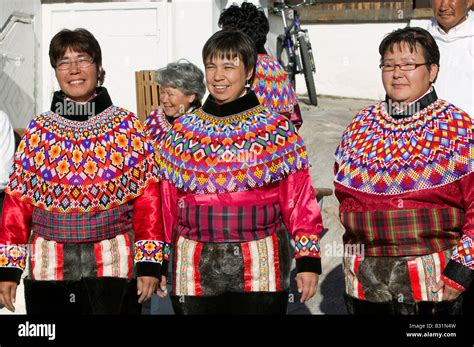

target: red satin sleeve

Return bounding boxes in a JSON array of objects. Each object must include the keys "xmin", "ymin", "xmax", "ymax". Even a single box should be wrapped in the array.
[
  {"xmin": 279, "ymin": 169, "xmax": 324, "ymax": 258},
  {"xmin": 0, "ymin": 193, "xmax": 34, "ymax": 246},
  {"xmin": 159, "ymin": 180, "xmax": 178, "ymax": 244},
  {"xmin": 460, "ymin": 173, "xmax": 474, "ymax": 238},
  {"xmin": 132, "ymin": 181, "xmax": 165, "ymax": 242}
]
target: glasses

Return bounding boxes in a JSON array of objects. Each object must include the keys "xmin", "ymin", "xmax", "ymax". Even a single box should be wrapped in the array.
[
  {"xmin": 55, "ymin": 57, "xmax": 94, "ymax": 71},
  {"xmin": 379, "ymin": 62, "xmax": 429, "ymax": 72}
]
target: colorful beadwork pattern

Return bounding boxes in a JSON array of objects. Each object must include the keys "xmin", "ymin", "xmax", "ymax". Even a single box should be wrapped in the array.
[
  {"xmin": 145, "ymin": 108, "xmax": 172, "ymax": 151},
  {"xmin": 256, "ymin": 238, "xmax": 270, "ymax": 291},
  {"xmin": 420, "ymin": 253, "xmax": 438, "ymax": 301},
  {"xmin": 451, "ymin": 234, "xmax": 474, "ymax": 269},
  {"xmin": 163, "ymin": 243, "xmax": 171, "ymax": 262},
  {"xmin": 159, "ymin": 105, "xmax": 309, "ymax": 194},
  {"xmin": 252, "ymin": 54, "xmax": 298, "ymax": 113},
  {"xmin": 6, "ymin": 106, "xmax": 159, "ymax": 212},
  {"xmin": 0, "ymin": 245, "xmax": 27, "ymax": 271},
  {"xmin": 134, "ymin": 240, "xmax": 166, "ymax": 264},
  {"xmin": 335, "ymin": 100, "xmax": 473, "ymax": 195},
  {"xmin": 294, "ymin": 234, "xmax": 321, "ymax": 258}
]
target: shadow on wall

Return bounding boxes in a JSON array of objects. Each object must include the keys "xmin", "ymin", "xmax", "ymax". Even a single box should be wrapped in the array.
[
  {"xmin": 0, "ymin": 65, "xmax": 34, "ymax": 129},
  {"xmin": 319, "ymin": 264, "xmax": 348, "ymax": 314}
]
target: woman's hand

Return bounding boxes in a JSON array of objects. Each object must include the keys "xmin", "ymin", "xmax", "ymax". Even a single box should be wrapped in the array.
[
  {"xmin": 296, "ymin": 272, "xmax": 319, "ymax": 303},
  {"xmin": 0, "ymin": 281, "xmax": 18, "ymax": 312},
  {"xmin": 137, "ymin": 276, "xmax": 159, "ymax": 304},
  {"xmin": 432, "ymin": 280, "xmax": 462, "ymax": 301},
  {"xmin": 155, "ymin": 275, "xmax": 168, "ymax": 298}
]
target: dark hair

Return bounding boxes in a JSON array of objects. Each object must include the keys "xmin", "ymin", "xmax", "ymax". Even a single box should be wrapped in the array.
[
  {"xmin": 49, "ymin": 28, "xmax": 105, "ymax": 85},
  {"xmin": 218, "ymin": 2, "xmax": 269, "ymax": 53},
  {"xmin": 379, "ymin": 27, "xmax": 440, "ymax": 67},
  {"xmin": 155, "ymin": 59, "xmax": 206, "ymax": 108},
  {"xmin": 202, "ymin": 29, "xmax": 257, "ymax": 78}
]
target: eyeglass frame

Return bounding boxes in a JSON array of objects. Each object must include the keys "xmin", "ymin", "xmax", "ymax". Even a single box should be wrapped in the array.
[
  {"xmin": 55, "ymin": 56, "xmax": 95, "ymax": 71},
  {"xmin": 379, "ymin": 62, "xmax": 431, "ymax": 72}
]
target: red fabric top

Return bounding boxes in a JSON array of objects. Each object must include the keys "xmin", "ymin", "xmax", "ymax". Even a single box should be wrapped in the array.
[
  {"xmin": 1, "ymin": 182, "xmax": 164, "ymax": 246},
  {"xmin": 161, "ymin": 168, "xmax": 323, "ymax": 258}
]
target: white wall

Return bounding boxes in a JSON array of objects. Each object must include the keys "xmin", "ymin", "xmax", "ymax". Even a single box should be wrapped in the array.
[
  {"xmin": 1, "ymin": 0, "xmax": 434, "ymax": 124},
  {"xmin": 39, "ymin": 0, "xmax": 226, "ymax": 113},
  {"xmin": 267, "ymin": 12, "xmax": 431, "ymax": 100},
  {"xmin": 0, "ymin": 0, "xmax": 41, "ymax": 128},
  {"xmin": 295, "ymin": 22, "xmax": 406, "ymax": 100},
  {"xmin": 41, "ymin": 1, "xmax": 169, "ymax": 113},
  {"xmin": 168, "ymin": 0, "xmax": 223, "ymax": 70}
]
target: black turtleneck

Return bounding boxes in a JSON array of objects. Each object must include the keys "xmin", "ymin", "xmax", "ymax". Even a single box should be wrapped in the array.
[
  {"xmin": 257, "ymin": 46, "xmax": 267, "ymax": 55},
  {"xmin": 384, "ymin": 89, "xmax": 438, "ymax": 119},
  {"xmin": 50, "ymin": 87, "xmax": 113, "ymax": 121},
  {"xmin": 202, "ymin": 90, "xmax": 260, "ymax": 118},
  {"xmin": 166, "ymin": 115, "xmax": 175, "ymax": 125}
]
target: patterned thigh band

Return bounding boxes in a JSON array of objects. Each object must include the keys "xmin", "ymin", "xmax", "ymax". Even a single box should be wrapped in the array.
[
  {"xmin": 172, "ymin": 229, "xmax": 291, "ymax": 296},
  {"xmin": 28, "ymin": 231, "xmax": 134, "ymax": 281},
  {"xmin": 344, "ymin": 248, "xmax": 453, "ymax": 303}
]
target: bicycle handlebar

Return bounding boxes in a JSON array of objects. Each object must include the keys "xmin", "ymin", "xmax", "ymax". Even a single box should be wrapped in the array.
[{"xmin": 271, "ymin": 0, "xmax": 315, "ymax": 13}]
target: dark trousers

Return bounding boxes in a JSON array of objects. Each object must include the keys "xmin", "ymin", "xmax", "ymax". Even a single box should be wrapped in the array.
[
  {"xmin": 462, "ymin": 284, "xmax": 474, "ymax": 316},
  {"xmin": 24, "ymin": 277, "xmax": 142, "ymax": 314},
  {"xmin": 344, "ymin": 293, "xmax": 463, "ymax": 315},
  {"xmin": 170, "ymin": 291, "xmax": 289, "ymax": 315}
]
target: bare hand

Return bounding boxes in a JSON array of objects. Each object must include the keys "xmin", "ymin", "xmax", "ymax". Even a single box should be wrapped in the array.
[
  {"xmin": 432, "ymin": 279, "xmax": 462, "ymax": 301},
  {"xmin": 155, "ymin": 275, "xmax": 168, "ymax": 298},
  {"xmin": 296, "ymin": 272, "xmax": 319, "ymax": 303},
  {"xmin": 0, "ymin": 281, "xmax": 17, "ymax": 312},
  {"xmin": 137, "ymin": 276, "xmax": 158, "ymax": 304}
]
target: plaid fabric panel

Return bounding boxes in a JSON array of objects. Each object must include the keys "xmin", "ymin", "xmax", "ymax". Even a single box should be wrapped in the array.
[
  {"xmin": 31, "ymin": 203, "xmax": 133, "ymax": 242},
  {"xmin": 451, "ymin": 234, "xmax": 474, "ymax": 269},
  {"xmin": 176, "ymin": 203, "xmax": 282, "ymax": 243},
  {"xmin": 0, "ymin": 245, "xmax": 27, "ymax": 271},
  {"xmin": 341, "ymin": 207, "xmax": 463, "ymax": 256}
]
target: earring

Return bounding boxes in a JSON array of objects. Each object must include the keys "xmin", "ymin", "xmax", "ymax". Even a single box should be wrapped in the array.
[{"xmin": 245, "ymin": 79, "xmax": 251, "ymax": 88}]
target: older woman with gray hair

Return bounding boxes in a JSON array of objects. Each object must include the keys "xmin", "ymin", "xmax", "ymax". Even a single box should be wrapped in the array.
[
  {"xmin": 145, "ymin": 59, "xmax": 206, "ymax": 150},
  {"xmin": 144, "ymin": 60, "xmax": 205, "ymax": 313}
]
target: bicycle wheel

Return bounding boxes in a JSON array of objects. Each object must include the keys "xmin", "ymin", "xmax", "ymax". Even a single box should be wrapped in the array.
[
  {"xmin": 298, "ymin": 35, "xmax": 317, "ymax": 106},
  {"xmin": 277, "ymin": 34, "xmax": 296, "ymax": 88}
]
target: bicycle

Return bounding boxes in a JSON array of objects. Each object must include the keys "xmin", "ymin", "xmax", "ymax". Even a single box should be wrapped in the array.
[{"xmin": 271, "ymin": 0, "xmax": 318, "ymax": 106}]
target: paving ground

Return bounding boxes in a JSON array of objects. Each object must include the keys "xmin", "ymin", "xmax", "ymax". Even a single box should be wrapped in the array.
[
  {"xmin": 290, "ymin": 94, "xmax": 377, "ymax": 314},
  {"xmin": 1, "ymin": 94, "xmax": 379, "ymax": 315}
]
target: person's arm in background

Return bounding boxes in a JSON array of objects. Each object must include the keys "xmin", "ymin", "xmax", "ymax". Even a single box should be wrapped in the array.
[
  {"xmin": 0, "ymin": 116, "xmax": 32, "ymax": 312},
  {"xmin": 0, "ymin": 193, "xmax": 33, "ymax": 312},
  {"xmin": 279, "ymin": 169, "xmax": 324, "ymax": 303}
]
